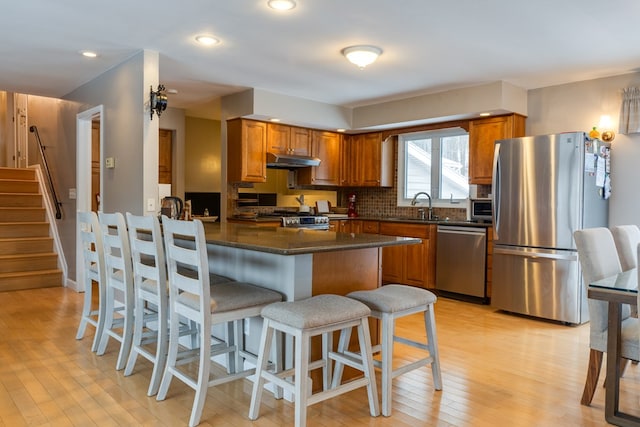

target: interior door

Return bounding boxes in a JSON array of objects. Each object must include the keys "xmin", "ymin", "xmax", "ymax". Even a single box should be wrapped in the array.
[
  {"xmin": 159, "ymin": 128, "xmax": 172, "ymax": 185},
  {"xmin": 91, "ymin": 120, "xmax": 100, "ymax": 211}
]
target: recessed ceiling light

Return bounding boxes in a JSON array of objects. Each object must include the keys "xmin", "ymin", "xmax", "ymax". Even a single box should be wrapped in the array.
[
  {"xmin": 336, "ymin": 128, "xmax": 346, "ymax": 133},
  {"xmin": 342, "ymin": 45, "xmax": 383, "ymax": 69},
  {"xmin": 81, "ymin": 51, "xmax": 98, "ymax": 58},
  {"xmin": 195, "ymin": 35, "xmax": 220, "ymax": 46},
  {"xmin": 479, "ymin": 112, "xmax": 491, "ymax": 117},
  {"xmin": 267, "ymin": 0, "xmax": 296, "ymax": 11},
  {"xmin": 270, "ymin": 118, "xmax": 281, "ymax": 122}
]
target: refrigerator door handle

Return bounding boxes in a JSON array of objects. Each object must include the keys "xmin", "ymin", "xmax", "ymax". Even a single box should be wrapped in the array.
[
  {"xmin": 492, "ymin": 142, "xmax": 501, "ymax": 241},
  {"xmin": 494, "ymin": 246, "xmax": 578, "ymax": 261}
]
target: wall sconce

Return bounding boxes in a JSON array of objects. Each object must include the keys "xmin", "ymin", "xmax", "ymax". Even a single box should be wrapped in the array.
[
  {"xmin": 150, "ymin": 84, "xmax": 168, "ymax": 120},
  {"xmin": 599, "ymin": 115, "xmax": 616, "ymax": 142}
]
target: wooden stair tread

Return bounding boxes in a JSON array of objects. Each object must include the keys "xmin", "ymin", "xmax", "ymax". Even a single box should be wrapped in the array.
[
  {"xmin": 0, "ymin": 236, "xmax": 53, "ymax": 242},
  {"xmin": 0, "ymin": 269, "xmax": 62, "ymax": 278},
  {"xmin": 0, "ymin": 252, "xmax": 57, "ymax": 259}
]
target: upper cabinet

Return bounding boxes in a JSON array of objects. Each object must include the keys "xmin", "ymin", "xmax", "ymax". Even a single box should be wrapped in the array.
[
  {"xmin": 267, "ymin": 123, "xmax": 311, "ymax": 156},
  {"xmin": 227, "ymin": 118, "xmax": 267, "ymax": 183},
  {"xmin": 468, "ymin": 114, "xmax": 526, "ymax": 184},
  {"xmin": 297, "ymin": 130, "xmax": 342, "ymax": 186},
  {"xmin": 342, "ymin": 132, "xmax": 393, "ymax": 187}
]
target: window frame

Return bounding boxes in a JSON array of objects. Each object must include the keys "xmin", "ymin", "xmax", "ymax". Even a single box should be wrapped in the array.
[{"xmin": 396, "ymin": 126, "xmax": 469, "ymax": 208}]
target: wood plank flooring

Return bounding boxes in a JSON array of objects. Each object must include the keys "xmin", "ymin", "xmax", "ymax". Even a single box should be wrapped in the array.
[{"xmin": 1, "ymin": 286, "xmax": 639, "ymax": 426}]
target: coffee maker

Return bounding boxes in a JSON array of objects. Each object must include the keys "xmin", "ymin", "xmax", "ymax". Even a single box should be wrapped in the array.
[{"xmin": 347, "ymin": 193, "xmax": 358, "ymax": 218}]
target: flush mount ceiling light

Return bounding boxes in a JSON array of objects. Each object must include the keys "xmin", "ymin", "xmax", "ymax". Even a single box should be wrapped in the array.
[
  {"xmin": 342, "ymin": 45, "xmax": 382, "ymax": 69},
  {"xmin": 195, "ymin": 35, "xmax": 220, "ymax": 46},
  {"xmin": 80, "ymin": 51, "xmax": 98, "ymax": 58},
  {"xmin": 267, "ymin": 0, "xmax": 296, "ymax": 11}
]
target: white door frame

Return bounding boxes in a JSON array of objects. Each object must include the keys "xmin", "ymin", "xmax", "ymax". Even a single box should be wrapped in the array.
[{"xmin": 75, "ymin": 105, "xmax": 103, "ymax": 292}]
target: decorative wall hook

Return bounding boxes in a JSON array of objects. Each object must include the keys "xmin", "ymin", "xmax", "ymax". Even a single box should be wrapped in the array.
[{"xmin": 150, "ymin": 84, "xmax": 168, "ymax": 120}]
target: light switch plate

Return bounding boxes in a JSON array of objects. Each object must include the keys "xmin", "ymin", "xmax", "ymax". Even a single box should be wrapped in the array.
[
  {"xmin": 105, "ymin": 157, "xmax": 115, "ymax": 168},
  {"xmin": 68, "ymin": 188, "xmax": 77, "ymax": 199},
  {"xmin": 147, "ymin": 198, "xmax": 155, "ymax": 212}
]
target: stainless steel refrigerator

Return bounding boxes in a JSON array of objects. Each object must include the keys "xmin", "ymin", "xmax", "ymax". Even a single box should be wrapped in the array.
[{"xmin": 491, "ymin": 132, "xmax": 610, "ymax": 324}]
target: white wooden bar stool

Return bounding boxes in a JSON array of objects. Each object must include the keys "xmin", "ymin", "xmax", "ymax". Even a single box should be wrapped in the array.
[
  {"xmin": 75, "ymin": 211, "xmax": 107, "ymax": 352},
  {"xmin": 335, "ymin": 284, "xmax": 443, "ymax": 416},
  {"xmin": 96, "ymin": 212, "xmax": 135, "ymax": 370},
  {"xmin": 249, "ymin": 294, "xmax": 380, "ymax": 427}
]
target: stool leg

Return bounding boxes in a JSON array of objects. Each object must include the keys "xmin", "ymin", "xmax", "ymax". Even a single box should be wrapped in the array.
[
  {"xmin": 380, "ymin": 312, "xmax": 394, "ymax": 416},
  {"xmin": 425, "ymin": 305, "xmax": 442, "ymax": 390},
  {"xmin": 295, "ymin": 330, "xmax": 310, "ymax": 427},
  {"xmin": 322, "ymin": 331, "xmax": 333, "ymax": 391},
  {"xmin": 273, "ymin": 329, "xmax": 284, "ymax": 399},
  {"xmin": 249, "ymin": 319, "xmax": 274, "ymax": 420},
  {"xmin": 357, "ymin": 318, "xmax": 380, "ymax": 417},
  {"xmin": 330, "ymin": 327, "xmax": 353, "ymax": 389}
]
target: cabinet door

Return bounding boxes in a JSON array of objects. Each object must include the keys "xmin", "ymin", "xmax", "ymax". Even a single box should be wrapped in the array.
[
  {"xmin": 299, "ymin": 131, "xmax": 342, "ymax": 185},
  {"xmin": 358, "ymin": 133, "xmax": 383, "ymax": 187},
  {"xmin": 469, "ymin": 115, "xmax": 525, "ymax": 185},
  {"xmin": 382, "ymin": 245, "xmax": 404, "ymax": 283},
  {"xmin": 404, "ymin": 241, "xmax": 426, "ymax": 286},
  {"xmin": 228, "ymin": 119, "xmax": 267, "ymax": 183},
  {"xmin": 362, "ymin": 220, "xmax": 380, "ymax": 234},
  {"xmin": 290, "ymin": 126, "xmax": 311, "ymax": 156},
  {"xmin": 267, "ymin": 123, "xmax": 290, "ymax": 155}
]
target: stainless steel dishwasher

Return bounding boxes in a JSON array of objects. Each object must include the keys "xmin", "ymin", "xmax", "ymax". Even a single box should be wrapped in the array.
[{"xmin": 436, "ymin": 225, "xmax": 487, "ymax": 301}]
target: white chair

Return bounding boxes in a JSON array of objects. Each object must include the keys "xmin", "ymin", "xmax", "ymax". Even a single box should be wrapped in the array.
[
  {"xmin": 249, "ymin": 294, "xmax": 380, "ymax": 427},
  {"xmin": 123, "ymin": 213, "xmax": 174, "ymax": 396},
  {"xmin": 334, "ymin": 284, "xmax": 442, "ymax": 416},
  {"xmin": 75, "ymin": 211, "xmax": 107, "ymax": 352},
  {"xmin": 574, "ymin": 227, "xmax": 639, "ymax": 405},
  {"xmin": 95, "ymin": 212, "xmax": 135, "ymax": 371},
  {"xmin": 156, "ymin": 216, "xmax": 283, "ymax": 427},
  {"xmin": 611, "ymin": 224, "xmax": 640, "ymax": 271}
]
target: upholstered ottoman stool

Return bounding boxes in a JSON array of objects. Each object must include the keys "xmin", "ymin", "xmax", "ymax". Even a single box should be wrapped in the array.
[
  {"xmin": 249, "ymin": 294, "xmax": 380, "ymax": 427},
  {"xmin": 335, "ymin": 284, "xmax": 442, "ymax": 416}
]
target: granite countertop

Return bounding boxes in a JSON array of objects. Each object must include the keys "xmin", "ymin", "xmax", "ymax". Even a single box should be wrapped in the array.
[
  {"xmin": 203, "ymin": 222, "xmax": 419, "ymax": 255},
  {"xmin": 354, "ymin": 216, "xmax": 493, "ymax": 228}
]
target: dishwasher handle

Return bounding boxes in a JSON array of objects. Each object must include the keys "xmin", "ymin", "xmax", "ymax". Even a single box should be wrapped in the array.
[{"xmin": 437, "ymin": 226, "xmax": 486, "ymax": 236}]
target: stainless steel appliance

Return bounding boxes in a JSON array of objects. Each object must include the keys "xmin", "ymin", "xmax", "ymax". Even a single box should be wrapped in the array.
[
  {"xmin": 492, "ymin": 132, "xmax": 610, "ymax": 324},
  {"xmin": 469, "ymin": 198, "xmax": 492, "ymax": 222},
  {"xmin": 280, "ymin": 215, "xmax": 330, "ymax": 230},
  {"xmin": 436, "ymin": 225, "xmax": 487, "ymax": 302}
]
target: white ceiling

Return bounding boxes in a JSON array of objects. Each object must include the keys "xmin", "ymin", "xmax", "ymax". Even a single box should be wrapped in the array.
[{"xmin": 3, "ymin": 0, "xmax": 640, "ymax": 115}]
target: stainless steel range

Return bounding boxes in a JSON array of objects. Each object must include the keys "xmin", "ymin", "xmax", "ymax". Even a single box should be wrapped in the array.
[{"xmin": 281, "ymin": 215, "xmax": 330, "ymax": 230}]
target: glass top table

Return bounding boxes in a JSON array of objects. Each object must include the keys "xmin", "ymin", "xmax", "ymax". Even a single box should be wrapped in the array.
[{"xmin": 588, "ymin": 268, "xmax": 639, "ymax": 427}]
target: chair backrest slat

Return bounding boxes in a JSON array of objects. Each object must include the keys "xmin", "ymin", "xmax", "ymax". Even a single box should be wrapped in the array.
[
  {"xmin": 611, "ymin": 225, "xmax": 640, "ymax": 271},
  {"xmin": 78, "ymin": 211, "xmax": 106, "ymax": 286}
]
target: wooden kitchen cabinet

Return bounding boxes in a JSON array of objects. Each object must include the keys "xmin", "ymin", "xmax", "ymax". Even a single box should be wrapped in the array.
[
  {"xmin": 329, "ymin": 219, "xmax": 379, "ymax": 234},
  {"xmin": 486, "ymin": 227, "xmax": 494, "ymax": 298},
  {"xmin": 158, "ymin": 128, "xmax": 172, "ymax": 185},
  {"xmin": 468, "ymin": 114, "xmax": 526, "ymax": 184},
  {"xmin": 379, "ymin": 222, "xmax": 436, "ymax": 289},
  {"xmin": 342, "ymin": 132, "xmax": 393, "ymax": 187},
  {"xmin": 227, "ymin": 118, "xmax": 267, "ymax": 183},
  {"xmin": 267, "ymin": 123, "xmax": 311, "ymax": 156},
  {"xmin": 297, "ymin": 130, "xmax": 342, "ymax": 186}
]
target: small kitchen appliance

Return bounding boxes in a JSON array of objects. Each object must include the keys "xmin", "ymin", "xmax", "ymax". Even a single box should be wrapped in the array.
[
  {"xmin": 161, "ymin": 196, "xmax": 183, "ymax": 220},
  {"xmin": 347, "ymin": 193, "xmax": 358, "ymax": 218}
]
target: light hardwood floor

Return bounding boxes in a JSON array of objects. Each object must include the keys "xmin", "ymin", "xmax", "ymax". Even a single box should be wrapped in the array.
[{"xmin": 1, "ymin": 286, "xmax": 638, "ymax": 426}]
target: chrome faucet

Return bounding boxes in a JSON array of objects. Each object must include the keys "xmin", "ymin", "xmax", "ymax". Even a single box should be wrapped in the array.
[{"xmin": 411, "ymin": 191, "xmax": 434, "ymax": 220}]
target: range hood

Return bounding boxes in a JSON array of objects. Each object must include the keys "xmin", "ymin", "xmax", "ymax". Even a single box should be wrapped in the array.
[{"xmin": 266, "ymin": 152, "xmax": 321, "ymax": 168}]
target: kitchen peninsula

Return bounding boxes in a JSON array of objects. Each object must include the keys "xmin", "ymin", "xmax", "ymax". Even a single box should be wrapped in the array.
[
  {"xmin": 201, "ymin": 222, "xmax": 420, "ymax": 366},
  {"xmin": 202, "ymin": 222, "xmax": 419, "ymax": 301}
]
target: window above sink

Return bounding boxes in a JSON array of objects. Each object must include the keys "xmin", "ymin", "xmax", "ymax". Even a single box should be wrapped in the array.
[{"xmin": 397, "ymin": 127, "xmax": 469, "ymax": 208}]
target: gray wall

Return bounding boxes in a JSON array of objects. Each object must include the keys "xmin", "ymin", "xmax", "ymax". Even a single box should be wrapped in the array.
[{"xmin": 527, "ymin": 73, "xmax": 640, "ymax": 227}]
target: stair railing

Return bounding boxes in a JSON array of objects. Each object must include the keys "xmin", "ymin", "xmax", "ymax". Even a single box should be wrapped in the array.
[{"xmin": 29, "ymin": 125, "xmax": 62, "ymax": 219}]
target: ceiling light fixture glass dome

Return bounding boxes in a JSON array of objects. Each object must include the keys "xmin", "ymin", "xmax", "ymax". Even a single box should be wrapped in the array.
[
  {"xmin": 342, "ymin": 45, "xmax": 383, "ymax": 69},
  {"xmin": 267, "ymin": 0, "xmax": 296, "ymax": 10},
  {"xmin": 195, "ymin": 35, "xmax": 220, "ymax": 46}
]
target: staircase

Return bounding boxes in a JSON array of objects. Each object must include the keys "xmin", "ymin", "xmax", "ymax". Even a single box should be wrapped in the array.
[{"xmin": 0, "ymin": 167, "xmax": 62, "ymax": 291}]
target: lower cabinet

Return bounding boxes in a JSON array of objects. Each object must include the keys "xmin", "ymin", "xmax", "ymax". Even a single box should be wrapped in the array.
[
  {"xmin": 379, "ymin": 222, "xmax": 436, "ymax": 289},
  {"xmin": 329, "ymin": 219, "xmax": 380, "ymax": 234}
]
